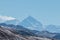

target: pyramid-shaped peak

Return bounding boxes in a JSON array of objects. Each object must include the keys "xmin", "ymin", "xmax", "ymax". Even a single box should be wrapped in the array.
[
  {"xmin": 26, "ymin": 16, "xmax": 36, "ymax": 20},
  {"xmin": 28, "ymin": 16, "xmax": 33, "ymax": 17},
  {"xmin": 19, "ymin": 16, "xmax": 43, "ymax": 31},
  {"xmin": 27, "ymin": 16, "xmax": 34, "ymax": 18}
]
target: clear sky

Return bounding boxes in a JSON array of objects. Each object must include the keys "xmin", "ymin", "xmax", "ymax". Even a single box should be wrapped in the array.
[{"xmin": 0, "ymin": 0, "xmax": 60, "ymax": 25}]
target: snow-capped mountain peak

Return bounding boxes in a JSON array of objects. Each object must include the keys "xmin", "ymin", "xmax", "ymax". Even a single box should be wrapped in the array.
[{"xmin": 19, "ymin": 16, "xmax": 43, "ymax": 31}]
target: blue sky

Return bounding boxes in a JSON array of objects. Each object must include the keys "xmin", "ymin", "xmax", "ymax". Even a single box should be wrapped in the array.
[{"xmin": 0, "ymin": 0, "xmax": 60, "ymax": 25}]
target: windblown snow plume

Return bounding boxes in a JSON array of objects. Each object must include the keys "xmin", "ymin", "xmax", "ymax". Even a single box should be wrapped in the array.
[{"xmin": 0, "ymin": 15, "xmax": 16, "ymax": 22}]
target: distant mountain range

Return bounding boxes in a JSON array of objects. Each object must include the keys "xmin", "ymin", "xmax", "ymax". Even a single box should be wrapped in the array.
[
  {"xmin": 46, "ymin": 25, "xmax": 60, "ymax": 33},
  {"xmin": 0, "ymin": 16, "xmax": 60, "ymax": 40},
  {"xmin": 1, "ymin": 16, "xmax": 60, "ymax": 33},
  {"xmin": 0, "ymin": 22, "xmax": 60, "ymax": 39}
]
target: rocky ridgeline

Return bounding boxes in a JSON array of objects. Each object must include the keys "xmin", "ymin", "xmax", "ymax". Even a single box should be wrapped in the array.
[{"xmin": 0, "ymin": 26, "xmax": 52, "ymax": 40}]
